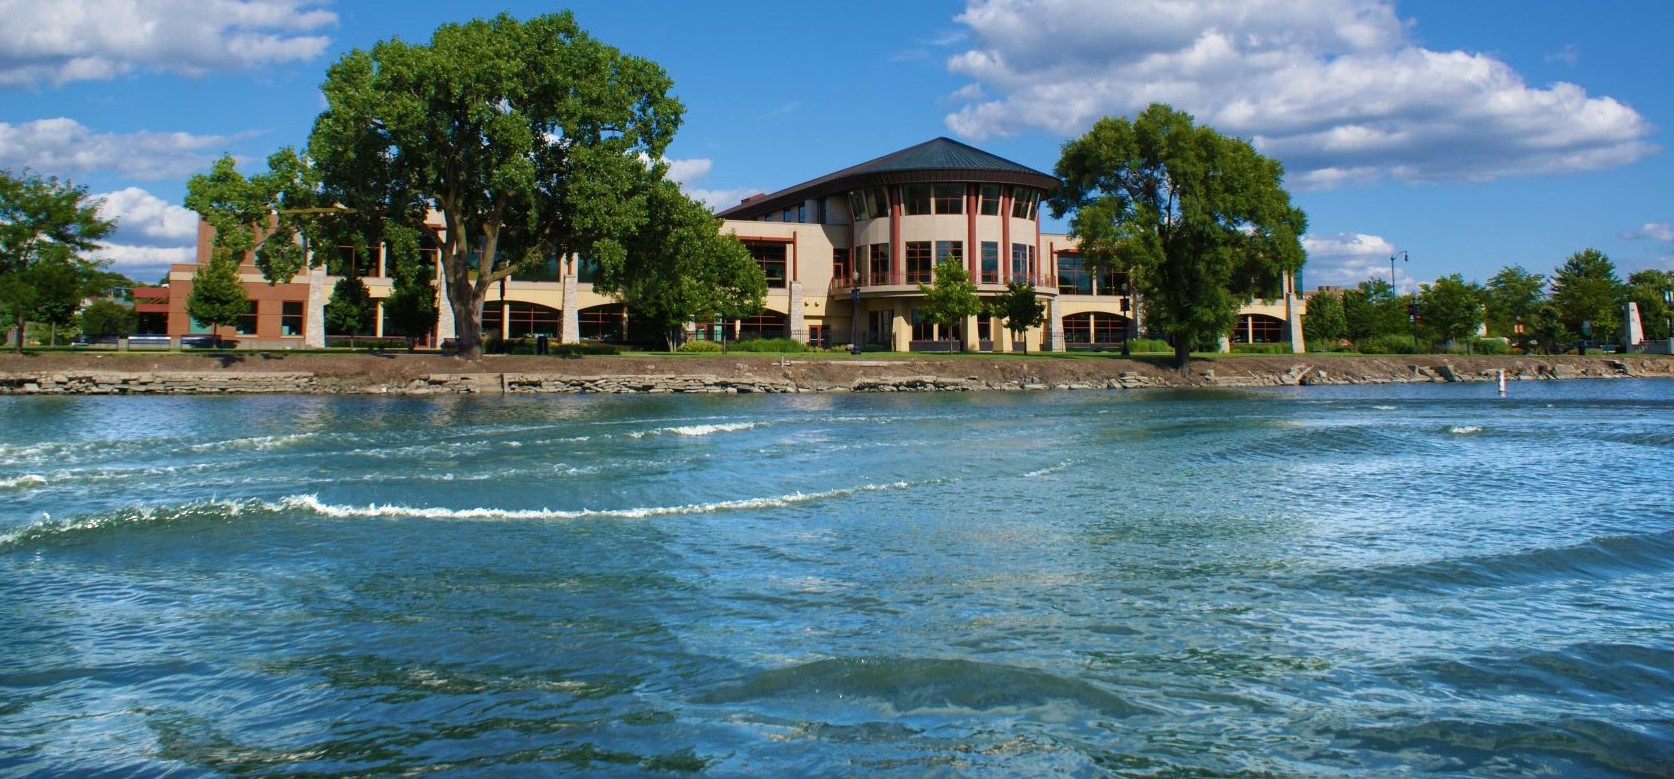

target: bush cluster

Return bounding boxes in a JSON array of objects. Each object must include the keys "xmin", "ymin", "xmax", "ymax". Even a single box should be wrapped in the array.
[
  {"xmin": 1356, "ymin": 334, "xmax": 1423, "ymax": 354},
  {"xmin": 676, "ymin": 340, "xmax": 722, "ymax": 353},
  {"xmin": 1230, "ymin": 343, "xmax": 1292, "ymax": 354},
  {"xmin": 1124, "ymin": 338, "xmax": 1174, "ymax": 354},
  {"xmin": 725, "ymin": 338, "xmax": 812, "ymax": 353}
]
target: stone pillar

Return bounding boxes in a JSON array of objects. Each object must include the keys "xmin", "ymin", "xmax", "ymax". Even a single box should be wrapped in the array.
[
  {"xmin": 305, "ymin": 263, "xmax": 327, "ymax": 348},
  {"xmin": 962, "ymin": 314, "xmax": 980, "ymax": 352},
  {"xmin": 1285, "ymin": 275, "xmax": 1306, "ymax": 354},
  {"xmin": 1624, "ymin": 301, "xmax": 1644, "ymax": 348},
  {"xmin": 788, "ymin": 281, "xmax": 808, "ymax": 343},
  {"xmin": 436, "ymin": 261, "xmax": 457, "ymax": 342},
  {"xmin": 1047, "ymin": 295, "xmax": 1065, "ymax": 352},
  {"xmin": 561, "ymin": 271, "xmax": 580, "ymax": 344},
  {"xmin": 893, "ymin": 309, "xmax": 909, "ymax": 352}
]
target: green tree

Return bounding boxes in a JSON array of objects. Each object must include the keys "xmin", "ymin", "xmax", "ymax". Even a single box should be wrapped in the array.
[
  {"xmin": 28, "ymin": 259, "xmax": 82, "ymax": 345},
  {"xmin": 325, "ymin": 276, "xmax": 375, "ymax": 347},
  {"xmin": 1418, "ymin": 273, "xmax": 1487, "ymax": 349},
  {"xmin": 186, "ymin": 255, "xmax": 248, "ymax": 345},
  {"xmin": 381, "ymin": 224, "xmax": 439, "ymax": 350},
  {"xmin": 1302, "ymin": 290, "xmax": 1346, "ymax": 344},
  {"xmin": 1051, "ymin": 103, "xmax": 1307, "ymax": 366},
  {"xmin": 1549, "ymin": 248, "xmax": 1623, "ymax": 343},
  {"xmin": 594, "ymin": 179, "xmax": 765, "ymax": 351},
  {"xmin": 1485, "ymin": 265, "xmax": 1546, "ymax": 341},
  {"xmin": 1342, "ymin": 278, "xmax": 1406, "ymax": 343},
  {"xmin": 1625, "ymin": 269, "xmax": 1674, "ymax": 341},
  {"xmin": 80, "ymin": 299, "xmax": 136, "ymax": 335},
  {"xmin": 0, "ymin": 169, "xmax": 116, "ymax": 351},
  {"xmin": 309, "ymin": 12, "xmax": 682, "ymax": 360},
  {"xmin": 991, "ymin": 280, "xmax": 1046, "ymax": 352},
  {"xmin": 917, "ymin": 259, "xmax": 981, "ymax": 349}
]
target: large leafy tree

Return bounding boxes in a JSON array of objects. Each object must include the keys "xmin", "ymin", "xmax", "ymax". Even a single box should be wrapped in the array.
[
  {"xmin": 593, "ymin": 179, "xmax": 764, "ymax": 351},
  {"xmin": 325, "ymin": 276, "xmax": 375, "ymax": 346},
  {"xmin": 1549, "ymin": 248, "xmax": 1623, "ymax": 342},
  {"xmin": 0, "ymin": 169, "xmax": 116, "ymax": 351},
  {"xmin": 1625, "ymin": 269, "xmax": 1674, "ymax": 341},
  {"xmin": 1485, "ymin": 265, "xmax": 1546, "ymax": 339},
  {"xmin": 992, "ymin": 280, "xmax": 1045, "ymax": 352},
  {"xmin": 1302, "ymin": 290, "xmax": 1346, "ymax": 344},
  {"xmin": 1341, "ymin": 278, "xmax": 1405, "ymax": 343},
  {"xmin": 309, "ymin": 12, "xmax": 683, "ymax": 360},
  {"xmin": 1052, "ymin": 104, "xmax": 1306, "ymax": 366},
  {"xmin": 1418, "ymin": 273, "xmax": 1487, "ymax": 348},
  {"xmin": 917, "ymin": 259, "xmax": 981, "ymax": 349},
  {"xmin": 381, "ymin": 224, "xmax": 440, "ymax": 350}
]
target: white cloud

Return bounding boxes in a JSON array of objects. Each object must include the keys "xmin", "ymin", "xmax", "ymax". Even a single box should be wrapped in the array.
[
  {"xmin": 0, "ymin": 118, "xmax": 229, "ymax": 179},
  {"xmin": 0, "ymin": 0, "xmax": 336, "ymax": 87},
  {"xmin": 1622, "ymin": 222, "xmax": 1674, "ymax": 242},
  {"xmin": 96, "ymin": 187, "xmax": 198, "ymax": 245},
  {"xmin": 88, "ymin": 243, "xmax": 193, "ymax": 280},
  {"xmin": 663, "ymin": 156, "xmax": 759, "ymax": 211},
  {"xmin": 1301, "ymin": 232, "xmax": 1419, "ymax": 291},
  {"xmin": 945, "ymin": 0, "xmax": 1655, "ymax": 187}
]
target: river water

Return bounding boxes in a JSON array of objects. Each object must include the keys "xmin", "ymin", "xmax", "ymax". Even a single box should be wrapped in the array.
[{"xmin": 2, "ymin": 380, "xmax": 1671, "ymax": 777}]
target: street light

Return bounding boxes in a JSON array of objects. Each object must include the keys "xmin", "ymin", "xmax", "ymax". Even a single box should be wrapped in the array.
[{"xmin": 1391, "ymin": 251, "xmax": 1417, "ymax": 351}]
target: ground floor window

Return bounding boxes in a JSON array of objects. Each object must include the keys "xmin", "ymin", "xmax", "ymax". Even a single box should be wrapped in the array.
[
  {"xmin": 736, "ymin": 311, "xmax": 787, "ymax": 340},
  {"xmin": 867, "ymin": 309, "xmax": 893, "ymax": 346},
  {"xmin": 1232, "ymin": 314, "xmax": 1285, "ymax": 344},
  {"xmin": 238, "ymin": 302, "xmax": 258, "ymax": 335},
  {"xmin": 281, "ymin": 301, "xmax": 304, "ymax": 336},
  {"xmin": 578, "ymin": 304, "xmax": 626, "ymax": 342},
  {"xmin": 1063, "ymin": 312, "xmax": 1130, "ymax": 345},
  {"xmin": 807, "ymin": 324, "xmax": 827, "ymax": 348},
  {"xmin": 482, "ymin": 302, "xmax": 560, "ymax": 338}
]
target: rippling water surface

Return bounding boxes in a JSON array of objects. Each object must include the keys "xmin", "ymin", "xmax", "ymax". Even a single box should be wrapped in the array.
[{"xmin": 3, "ymin": 380, "xmax": 1672, "ymax": 776}]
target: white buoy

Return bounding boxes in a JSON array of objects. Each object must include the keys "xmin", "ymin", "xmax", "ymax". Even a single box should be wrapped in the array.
[{"xmin": 1498, "ymin": 369, "xmax": 1506, "ymax": 396}]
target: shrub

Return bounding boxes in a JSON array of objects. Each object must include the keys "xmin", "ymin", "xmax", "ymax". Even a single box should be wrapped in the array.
[
  {"xmin": 1357, "ymin": 334, "xmax": 1423, "ymax": 354},
  {"xmin": 1230, "ymin": 343, "xmax": 1292, "ymax": 354},
  {"xmin": 727, "ymin": 337, "xmax": 811, "ymax": 353},
  {"xmin": 1306, "ymin": 339, "xmax": 1351, "ymax": 353},
  {"xmin": 551, "ymin": 342, "xmax": 620, "ymax": 357},
  {"xmin": 1125, "ymin": 338, "xmax": 1173, "ymax": 354},
  {"xmin": 1466, "ymin": 337, "xmax": 1510, "ymax": 355},
  {"xmin": 677, "ymin": 340, "xmax": 723, "ymax": 353}
]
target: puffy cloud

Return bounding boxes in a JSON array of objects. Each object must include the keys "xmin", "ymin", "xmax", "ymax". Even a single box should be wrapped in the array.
[
  {"xmin": 1301, "ymin": 232, "xmax": 1418, "ymax": 291},
  {"xmin": 96, "ymin": 187, "xmax": 199, "ymax": 245},
  {"xmin": 0, "ymin": 118, "xmax": 228, "ymax": 179},
  {"xmin": 663, "ymin": 156, "xmax": 759, "ymax": 211},
  {"xmin": 0, "ymin": 0, "xmax": 335, "ymax": 87},
  {"xmin": 87, "ymin": 243, "xmax": 194, "ymax": 279},
  {"xmin": 1622, "ymin": 222, "xmax": 1674, "ymax": 242},
  {"xmin": 946, "ymin": 0, "xmax": 1655, "ymax": 187}
]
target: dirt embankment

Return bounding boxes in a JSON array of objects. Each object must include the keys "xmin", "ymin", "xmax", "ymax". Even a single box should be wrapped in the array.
[{"xmin": 1, "ymin": 350, "xmax": 1668, "ymax": 395}]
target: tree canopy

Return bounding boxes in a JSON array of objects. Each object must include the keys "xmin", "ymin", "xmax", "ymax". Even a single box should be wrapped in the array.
[
  {"xmin": 1549, "ymin": 248, "xmax": 1622, "ymax": 342},
  {"xmin": 992, "ymin": 280, "xmax": 1045, "ymax": 351},
  {"xmin": 917, "ymin": 259, "xmax": 981, "ymax": 346},
  {"xmin": 0, "ymin": 169, "xmax": 116, "ymax": 351},
  {"xmin": 309, "ymin": 11, "xmax": 683, "ymax": 360},
  {"xmin": 1418, "ymin": 273, "xmax": 1486, "ymax": 347},
  {"xmin": 1051, "ymin": 104, "xmax": 1306, "ymax": 366},
  {"xmin": 1485, "ymin": 265, "xmax": 1546, "ymax": 338},
  {"xmin": 1302, "ymin": 290, "xmax": 1346, "ymax": 344},
  {"xmin": 592, "ymin": 179, "xmax": 764, "ymax": 351}
]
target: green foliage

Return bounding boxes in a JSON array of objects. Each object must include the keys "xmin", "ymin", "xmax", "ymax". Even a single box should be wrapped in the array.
[
  {"xmin": 1549, "ymin": 248, "xmax": 1623, "ymax": 342},
  {"xmin": 1485, "ymin": 265, "xmax": 1546, "ymax": 338},
  {"xmin": 1418, "ymin": 273, "xmax": 1487, "ymax": 346},
  {"xmin": 551, "ymin": 342, "xmax": 621, "ymax": 357},
  {"xmin": 676, "ymin": 339, "xmax": 723, "ymax": 353},
  {"xmin": 79, "ymin": 299, "xmax": 136, "ymax": 335},
  {"xmin": 991, "ymin": 280, "xmax": 1045, "ymax": 351},
  {"xmin": 916, "ymin": 259, "xmax": 981, "ymax": 342},
  {"xmin": 309, "ymin": 11, "xmax": 683, "ymax": 360},
  {"xmin": 1124, "ymin": 338, "xmax": 1174, "ymax": 353},
  {"xmin": 1230, "ymin": 343, "xmax": 1291, "ymax": 354},
  {"xmin": 1302, "ymin": 290, "xmax": 1346, "ymax": 342},
  {"xmin": 186, "ymin": 256, "xmax": 248, "ymax": 336},
  {"xmin": 1342, "ymin": 278, "xmax": 1406, "ymax": 341},
  {"xmin": 1464, "ymin": 337, "xmax": 1511, "ymax": 355},
  {"xmin": 1625, "ymin": 269, "xmax": 1674, "ymax": 340},
  {"xmin": 1052, "ymin": 103, "xmax": 1307, "ymax": 366},
  {"xmin": 727, "ymin": 337, "xmax": 810, "ymax": 353},
  {"xmin": 380, "ymin": 222, "xmax": 439, "ymax": 347},
  {"xmin": 593, "ymin": 178, "xmax": 766, "ymax": 351},
  {"xmin": 325, "ymin": 276, "xmax": 375, "ymax": 336},
  {"xmin": 1357, "ymin": 333, "xmax": 1423, "ymax": 354},
  {"xmin": 0, "ymin": 169, "xmax": 116, "ymax": 351},
  {"xmin": 1305, "ymin": 339, "xmax": 1351, "ymax": 353}
]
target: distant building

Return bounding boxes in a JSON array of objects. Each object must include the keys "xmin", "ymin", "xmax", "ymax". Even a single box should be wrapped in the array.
[{"xmin": 158, "ymin": 137, "xmax": 1305, "ymax": 352}]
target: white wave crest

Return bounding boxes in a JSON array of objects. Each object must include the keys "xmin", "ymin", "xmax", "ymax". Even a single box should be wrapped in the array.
[
  {"xmin": 1024, "ymin": 460, "xmax": 1079, "ymax": 478},
  {"xmin": 279, "ymin": 481, "xmax": 908, "ymax": 521},
  {"xmin": 628, "ymin": 422, "xmax": 758, "ymax": 439},
  {"xmin": 0, "ymin": 474, "xmax": 48, "ymax": 490},
  {"xmin": 1450, "ymin": 425, "xmax": 1482, "ymax": 435},
  {"xmin": 188, "ymin": 433, "xmax": 314, "ymax": 452},
  {"xmin": 1373, "ymin": 405, "xmax": 1398, "ymax": 411}
]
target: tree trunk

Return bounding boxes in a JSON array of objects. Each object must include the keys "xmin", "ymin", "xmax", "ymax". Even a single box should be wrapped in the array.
[{"xmin": 1174, "ymin": 339, "xmax": 1190, "ymax": 368}]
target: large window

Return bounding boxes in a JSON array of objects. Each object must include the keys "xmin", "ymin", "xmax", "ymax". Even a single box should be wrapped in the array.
[
  {"xmin": 1010, "ymin": 187, "xmax": 1040, "ymax": 220},
  {"xmin": 1234, "ymin": 314, "xmax": 1286, "ymax": 344},
  {"xmin": 736, "ymin": 311, "xmax": 787, "ymax": 340},
  {"xmin": 848, "ymin": 187, "xmax": 891, "ymax": 221},
  {"xmin": 238, "ymin": 301, "xmax": 258, "ymax": 335},
  {"xmin": 902, "ymin": 184, "xmax": 932, "ymax": 216},
  {"xmin": 981, "ymin": 241, "xmax": 999, "ymax": 284},
  {"xmin": 867, "ymin": 309, "xmax": 894, "ymax": 346},
  {"xmin": 1100, "ymin": 267, "xmax": 1128, "ymax": 296},
  {"xmin": 576, "ymin": 253, "xmax": 600, "ymax": 284},
  {"xmin": 1058, "ymin": 253, "xmax": 1091, "ymax": 295},
  {"xmin": 905, "ymin": 241, "xmax": 934, "ymax": 284},
  {"xmin": 281, "ymin": 301, "xmax": 304, "ymax": 336},
  {"xmin": 832, "ymin": 248, "xmax": 850, "ymax": 283},
  {"xmin": 1063, "ymin": 312, "xmax": 1129, "ymax": 345},
  {"xmin": 935, "ymin": 241, "xmax": 963, "ymax": 276},
  {"xmin": 577, "ymin": 304, "xmax": 626, "ymax": 342},
  {"xmin": 867, "ymin": 243, "xmax": 891, "ymax": 285},
  {"xmin": 910, "ymin": 309, "xmax": 936, "ymax": 341},
  {"xmin": 331, "ymin": 245, "xmax": 378, "ymax": 278},
  {"xmin": 745, "ymin": 241, "xmax": 788, "ymax": 289},
  {"xmin": 512, "ymin": 255, "xmax": 561, "ymax": 282},
  {"xmin": 979, "ymin": 184, "xmax": 1002, "ymax": 216},
  {"xmin": 933, "ymin": 184, "xmax": 964, "ymax": 214},
  {"xmin": 1011, "ymin": 243, "xmax": 1036, "ymax": 283}
]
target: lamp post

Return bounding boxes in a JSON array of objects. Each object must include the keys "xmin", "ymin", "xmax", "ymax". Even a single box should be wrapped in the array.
[{"xmin": 1391, "ymin": 251, "xmax": 1416, "ymax": 351}]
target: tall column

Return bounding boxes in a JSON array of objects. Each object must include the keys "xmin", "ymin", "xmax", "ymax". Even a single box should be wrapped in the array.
[
  {"xmin": 305, "ymin": 263, "xmax": 326, "ymax": 348},
  {"xmin": 436, "ymin": 261, "xmax": 457, "ymax": 342},
  {"xmin": 562, "ymin": 271, "xmax": 580, "ymax": 344},
  {"xmin": 1285, "ymin": 274, "xmax": 1306, "ymax": 354},
  {"xmin": 788, "ymin": 281, "xmax": 808, "ymax": 343},
  {"xmin": 1047, "ymin": 295, "xmax": 1065, "ymax": 352}
]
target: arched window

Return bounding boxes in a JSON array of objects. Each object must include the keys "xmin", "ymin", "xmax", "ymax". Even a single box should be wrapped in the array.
[
  {"xmin": 1062, "ymin": 312, "xmax": 1131, "ymax": 346},
  {"xmin": 1233, "ymin": 314, "xmax": 1286, "ymax": 344}
]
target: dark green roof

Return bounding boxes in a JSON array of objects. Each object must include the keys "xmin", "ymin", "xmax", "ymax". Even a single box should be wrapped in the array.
[{"xmin": 717, "ymin": 137, "xmax": 1057, "ymax": 219}]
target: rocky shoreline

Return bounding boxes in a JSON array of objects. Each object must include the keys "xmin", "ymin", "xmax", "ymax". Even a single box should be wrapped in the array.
[{"xmin": 1, "ymin": 352, "xmax": 1668, "ymax": 395}]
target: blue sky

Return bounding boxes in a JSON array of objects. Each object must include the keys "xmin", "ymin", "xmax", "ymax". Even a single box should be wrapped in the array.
[{"xmin": 3, "ymin": 0, "xmax": 1670, "ymax": 292}]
